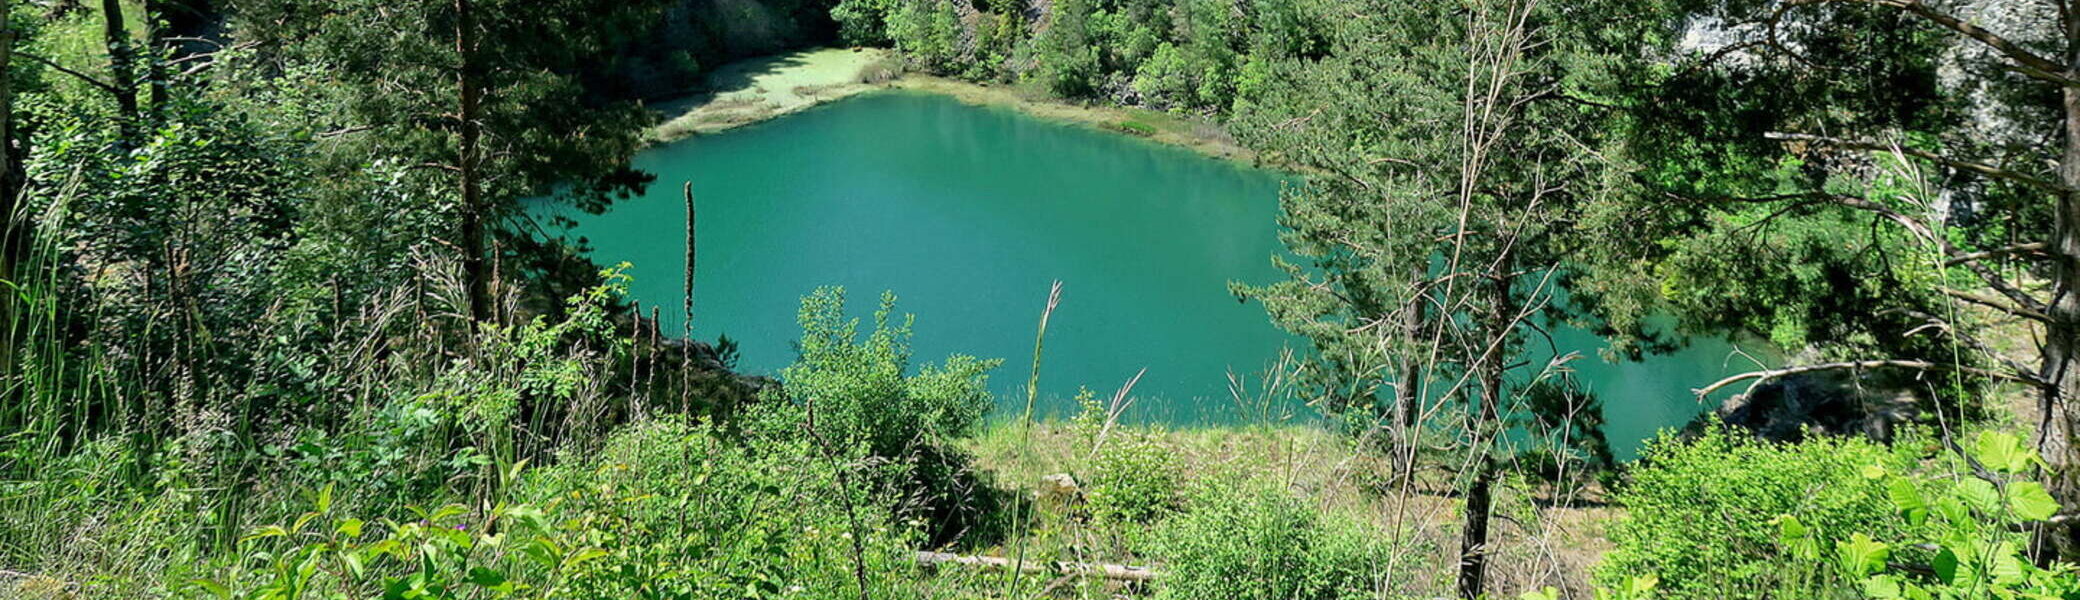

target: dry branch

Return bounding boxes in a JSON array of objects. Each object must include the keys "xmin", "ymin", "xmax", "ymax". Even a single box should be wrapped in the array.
[
  {"xmin": 1693, "ymin": 359, "xmax": 2046, "ymax": 399},
  {"xmin": 912, "ymin": 551, "xmax": 1159, "ymax": 582}
]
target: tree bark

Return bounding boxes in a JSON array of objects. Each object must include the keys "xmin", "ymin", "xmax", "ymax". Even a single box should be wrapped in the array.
[
  {"xmin": 1457, "ymin": 455, "xmax": 1497, "ymax": 600},
  {"xmin": 455, "ymin": 0, "xmax": 489, "ymax": 323},
  {"xmin": 1457, "ymin": 271, "xmax": 1512, "ymax": 600},
  {"xmin": 0, "ymin": 0, "xmax": 20, "ymax": 390},
  {"xmin": 2042, "ymin": 0, "xmax": 2080, "ymax": 562},
  {"xmin": 99, "ymin": 0, "xmax": 139, "ymax": 141},
  {"xmin": 140, "ymin": 0, "xmax": 167, "ymax": 118}
]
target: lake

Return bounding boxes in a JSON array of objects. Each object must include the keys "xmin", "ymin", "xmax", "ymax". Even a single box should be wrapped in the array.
[{"xmin": 544, "ymin": 90, "xmax": 1764, "ymax": 458}]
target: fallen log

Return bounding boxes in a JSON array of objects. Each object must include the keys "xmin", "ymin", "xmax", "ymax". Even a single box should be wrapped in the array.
[{"xmin": 912, "ymin": 551, "xmax": 1159, "ymax": 582}]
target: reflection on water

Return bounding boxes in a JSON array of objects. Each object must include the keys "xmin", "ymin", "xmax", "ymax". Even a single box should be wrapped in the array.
[{"xmin": 543, "ymin": 90, "xmax": 1769, "ymax": 458}]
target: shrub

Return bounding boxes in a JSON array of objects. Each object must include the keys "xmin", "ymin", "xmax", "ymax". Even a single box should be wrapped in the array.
[
  {"xmin": 783, "ymin": 287, "xmax": 999, "ymax": 461},
  {"xmin": 1114, "ymin": 120, "xmax": 1159, "ymax": 136},
  {"xmin": 1072, "ymin": 393, "xmax": 1181, "ymax": 528},
  {"xmin": 778, "ymin": 287, "xmax": 1007, "ymax": 546},
  {"xmin": 198, "ymin": 419, "xmax": 927, "ymax": 600},
  {"xmin": 1785, "ymin": 431, "xmax": 2080, "ymax": 600},
  {"xmin": 1597, "ymin": 424, "xmax": 1918, "ymax": 599},
  {"xmin": 1151, "ymin": 480, "xmax": 1390, "ymax": 600}
]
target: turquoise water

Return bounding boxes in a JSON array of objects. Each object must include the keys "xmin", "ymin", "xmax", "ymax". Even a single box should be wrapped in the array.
[{"xmin": 544, "ymin": 90, "xmax": 1763, "ymax": 456}]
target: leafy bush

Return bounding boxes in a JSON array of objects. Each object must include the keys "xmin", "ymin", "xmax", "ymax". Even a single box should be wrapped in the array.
[
  {"xmin": 1598, "ymin": 425, "xmax": 1919, "ymax": 599},
  {"xmin": 1775, "ymin": 431, "xmax": 2080, "ymax": 599},
  {"xmin": 1071, "ymin": 393, "xmax": 1181, "ymax": 528},
  {"xmin": 1151, "ymin": 480, "xmax": 1391, "ymax": 600},
  {"xmin": 783, "ymin": 287, "xmax": 999, "ymax": 461},
  {"xmin": 779, "ymin": 287, "xmax": 1007, "ymax": 546},
  {"xmin": 196, "ymin": 419, "xmax": 927, "ymax": 600}
]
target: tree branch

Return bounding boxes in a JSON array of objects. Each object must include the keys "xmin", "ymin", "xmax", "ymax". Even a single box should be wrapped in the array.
[
  {"xmin": 1788, "ymin": 0, "xmax": 2080, "ymax": 87},
  {"xmin": 1941, "ymin": 287, "xmax": 2053, "ymax": 322},
  {"xmin": 1695, "ymin": 359, "xmax": 2047, "ymax": 399},
  {"xmin": 16, "ymin": 52, "xmax": 123, "ymax": 99},
  {"xmin": 1945, "ymin": 242, "xmax": 2050, "ymax": 266},
  {"xmin": 1766, "ymin": 131, "xmax": 2066, "ymax": 192},
  {"xmin": 913, "ymin": 551, "xmax": 1159, "ymax": 583}
]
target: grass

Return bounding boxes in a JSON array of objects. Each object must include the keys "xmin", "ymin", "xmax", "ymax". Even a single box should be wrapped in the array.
[{"xmin": 1114, "ymin": 121, "xmax": 1158, "ymax": 137}]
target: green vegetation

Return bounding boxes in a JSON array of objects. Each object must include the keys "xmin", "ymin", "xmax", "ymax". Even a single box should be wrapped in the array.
[
  {"xmin": 834, "ymin": 0, "xmax": 1324, "ymax": 114},
  {"xmin": 7, "ymin": 0, "xmax": 2080, "ymax": 599},
  {"xmin": 1598, "ymin": 426, "xmax": 1922, "ymax": 599}
]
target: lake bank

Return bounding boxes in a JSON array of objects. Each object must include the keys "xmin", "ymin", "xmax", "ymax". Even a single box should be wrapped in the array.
[{"xmin": 648, "ymin": 47, "xmax": 1258, "ymax": 163}]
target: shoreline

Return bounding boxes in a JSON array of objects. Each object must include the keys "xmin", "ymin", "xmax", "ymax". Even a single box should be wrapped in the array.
[{"xmin": 646, "ymin": 48, "xmax": 1259, "ymax": 165}]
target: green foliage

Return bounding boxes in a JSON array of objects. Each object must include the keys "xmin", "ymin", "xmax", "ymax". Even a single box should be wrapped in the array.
[
  {"xmin": 195, "ymin": 419, "xmax": 925, "ymax": 599},
  {"xmin": 1763, "ymin": 431, "xmax": 2080, "ymax": 600},
  {"xmin": 1150, "ymin": 479, "xmax": 1393, "ymax": 600},
  {"xmin": 1599, "ymin": 425, "xmax": 1920, "ymax": 599},
  {"xmin": 1071, "ymin": 393, "xmax": 1181, "ymax": 527},
  {"xmin": 1114, "ymin": 120, "xmax": 1158, "ymax": 136},
  {"xmin": 783, "ymin": 287, "xmax": 1000, "ymax": 461},
  {"xmin": 779, "ymin": 286, "xmax": 1006, "ymax": 546},
  {"xmin": 887, "ymin": 0, "xmax": 962, "ymax": 73},
  {"xmin": 852, "ymin": 0, "xmax": 1329, "ymax": 110},
  {"xmin": 832, "ymin": 0, "xmax": 896, "ymax": 46}
]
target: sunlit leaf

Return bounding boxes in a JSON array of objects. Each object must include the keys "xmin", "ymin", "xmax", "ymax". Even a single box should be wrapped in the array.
[{"xmin": 2007, "ymin": 481, "xmax": 2060, "ymax": 522}]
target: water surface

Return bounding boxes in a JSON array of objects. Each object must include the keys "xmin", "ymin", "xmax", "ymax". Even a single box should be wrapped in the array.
[{"xmin": 548, "ymin": 90, "xmax": 1762, "ymax": 457}]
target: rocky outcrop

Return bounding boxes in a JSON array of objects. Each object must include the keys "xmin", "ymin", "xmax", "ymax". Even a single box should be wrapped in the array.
[{"xmin": 1708, "ymin": 367, "xmax": 1929, "ymax": 443}]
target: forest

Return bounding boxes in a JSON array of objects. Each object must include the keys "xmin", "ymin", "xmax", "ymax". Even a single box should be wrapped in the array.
[{"xmin": 0, "ymin": 0, "xmax": 2076, "ymax": 599}]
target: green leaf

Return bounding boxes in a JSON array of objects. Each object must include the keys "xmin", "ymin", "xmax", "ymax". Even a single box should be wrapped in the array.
[
  {"xmin": 1888, "ymin": 478, "xmax": 1928, "ymax": 526},
  {"xmin": 2006, "ymin": 481, "xmax": 2060, "ymax": 522},
  {"xmin": 1974, "ymin": 431, "xmax": 2034, "ymax": 473},
  {"xmin": 188, "ymin": 579, "xmax": 233, "ymax": 600},
  {"xmin": 1835, "ymin": 532, "xmax": 1889, "ymax": 577},
  {"xmin": 1862, "ymin": 574, "xmax": 1902, "ymax": 599},
  {"xmin": 1628, "ymin": 574, "xmax": 1659, "ymax": 595},
  {"xmin": 1775, "ymin": 515, "xmax": 1818, "ymax": 560},
  {"xmin": 1519, "ymin": 587, "xmax": 1560, "ymax": 600},
  {"xmin": 241, "ymin": 525, "xmax": 290, "ymax": 544},
  {"xmin": 1933, "ymin": 547, "xmax": 1960, "ymax": 585},
  {"xmin": 466, "ymin": 567, "xmax": 508, "ymax": 587},
  {"xmin": 1955, "ymin": 478, "xmax": 2002, "ymax": 514}
]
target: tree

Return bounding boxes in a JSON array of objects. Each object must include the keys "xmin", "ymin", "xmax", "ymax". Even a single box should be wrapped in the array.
[
  {"xmin": 1233, "ymin": 0, "xmax": 1663, "ymax": 596},
  {"xmin": 1034, "ymin": 0, "xmax": 1101, "ymax": 97},
  {"xmin": 98, "ymin": 0, "xmax": 139, "ymax": 140},
  {"xmin": 1580, "ymin": 0, "xmax": 2080, "ymax": 559},
  {"xmin": 230, "ymin": 0, "xmax": 663, "ymax": 322}
]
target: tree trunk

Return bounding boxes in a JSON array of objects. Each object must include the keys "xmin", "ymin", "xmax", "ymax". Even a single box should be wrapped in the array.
[
  {"xmin": 1457, "ymin": 271, "xmax": 1512, "ymax": 600},
  {"xmin": 1396, "ymin": 266, "xmax": 1426, "ymax": 430},
  {"xmin": 99, "ymin": 0, "xmax": 139, "ymax": 141},
  {"xmin": 140, "ymin": 0, "xmax": 167, "ymax": 118},
  {"xmin": 1457, "ymin": 455, "xmax": 1497, "ymax": 600},
  {"xmin": 2046, "ymin": 4, "xmax": 2080, "ymax": 562},
  {"xmin": 0, "ymin": 0, "xmax": 20, "ymax": 391},
  {"xmin": 455, "ymin": 0, "xmax": 489, "ymax": 323},
  {"xmin": 1391, "ymin": 265, "xmax": 1427, "ymax": 484}
]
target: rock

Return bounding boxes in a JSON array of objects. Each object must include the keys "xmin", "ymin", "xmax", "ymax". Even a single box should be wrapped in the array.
[
  {"xmin": 1036, "ymin": 473, "xmax": 1083, "ymax": 510},
  {"xmin": 1710, "ymin": 367, "xmax": 1926, "ymax": 443}
]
